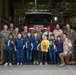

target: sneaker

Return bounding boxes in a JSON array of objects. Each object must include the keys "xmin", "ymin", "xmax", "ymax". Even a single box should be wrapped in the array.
[
  {"xmin": 33, "ymin": 61, "xmax": 36, "ymax": 65},
  {"xmin": 9, "ymin": 63, "xmax": 12, "ymax": 66},
  {"xmin": 17, "ymin": 63, "xmax": 19, "ymax": 65},
  {"xmin": 20, "ymin": 63, "xmax": 22, "ymax": 65},
  {"xmin": 45, "ymin": 62, "xmax": 48, "ymax": 65},
  {"xmin": 36, "ymin": 61, "xmax": 39, "ymax": 65},
  {"xmin": 4, "ymin": 63, "xmax": 8, "ymax": 66},
  {"xmin": 40, "ymin": 62, "xmax": 43, "ymax": 65}
]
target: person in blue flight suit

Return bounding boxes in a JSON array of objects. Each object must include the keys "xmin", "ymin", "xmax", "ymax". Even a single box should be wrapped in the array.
[
  {"xmin": 55, "ymin": 35, "xmax": 63, "ymax": 64},
  {"xmin": 4, "ymin": 34, "xmax": 15, "ymax": 66},
  {"xmin": 49, "ymin": 34, "xmax": 56, "ymax": 64},
  {"xmin": 25, "ymin": 32, "xmax": 33, "ymax": 64},
  {"xmin": 14, "ymin": 33, "xmax": 25, "ymax": 65},
  {"xmin": 32, "ymin": 32, "xmax": 40, "ymax": 65}
]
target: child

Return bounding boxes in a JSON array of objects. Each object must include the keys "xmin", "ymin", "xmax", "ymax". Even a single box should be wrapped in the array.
[
  {"xmin": 49, "ymin": 34, "xmax": 56, "ymax": 64},
  {"xmin": 4, "ymin": 34, "xmax": 15, "ymax": 66},
  {"xmin": 39, "ymin": 35, "xmax": 50, "ymax": 65},
  {"xmin": 25, "ymin": 32, "xmax": 33, "ymax": 64},
  {"xmin": 32, "ymin": 32, "xmax": 40, "ymax": 65},
  {"xmin": 14, "ymin": 33, "xmax": 25, "ymax": 65},
  {"xmin": 55, "ymin": 35, "xmax": 63, "ymax": 64}
]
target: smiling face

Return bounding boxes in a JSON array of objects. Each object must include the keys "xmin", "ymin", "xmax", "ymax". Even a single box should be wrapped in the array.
[
  {"xmin": 4, "ymin": 25, "xmax": 8, "ymax": 30},
  {"xmin": 18, "ymin": 34, "xmax": 22, "ymax": 38}
]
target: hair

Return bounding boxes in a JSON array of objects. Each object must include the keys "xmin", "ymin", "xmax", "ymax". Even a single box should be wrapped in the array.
[
  {"xmin": 8, "ymin": 33, "xmax": 14, "ymax": 40},
  {"xmin": 63, "ymin": 33, "xmax": 67, "ymax": 36}
]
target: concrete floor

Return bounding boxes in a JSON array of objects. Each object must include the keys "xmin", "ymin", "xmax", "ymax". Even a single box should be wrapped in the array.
[{"xmin": 0, "ymin": 65, "xmax": 76, "ymax": 75}]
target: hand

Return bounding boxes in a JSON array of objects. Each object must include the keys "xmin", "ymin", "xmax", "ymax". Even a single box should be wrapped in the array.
[{"xmin": 14, "ymin": 47, "xmax": 17, "ymax": 52}]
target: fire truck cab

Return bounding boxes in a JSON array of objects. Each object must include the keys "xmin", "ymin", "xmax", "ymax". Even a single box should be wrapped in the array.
[{"xmin": 24, "ymin": 10, "xmax": 54, "ymax": 32}]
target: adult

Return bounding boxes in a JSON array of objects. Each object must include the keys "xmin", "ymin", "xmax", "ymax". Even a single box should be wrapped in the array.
[
  {"xmin": 59, "ymin": 33, "xmax": 76, "ymax": 67},
  {"xmin": 42, "ymin": 27, "xmax": 53, "ymax": 40},
  {"xmin": 0, "ymin": 25, "xmax": 10, "ymax": 64},
  {"xmin": 21, "ymin": 26, "xmax": 28, "ymax": 38},
  {"xmin": 31, "ymin": 27, "xmax": 42, "ymax": 39},
  {"xmin": 53, "ymin": 24, "xmax": 63, "ymax": 40},
  {"xmin": 8, "ymin": 23, "xmax": 14, "ymax": 33},
  {"xmin": 12, "ymin": 27, "xmax": 19, "ymax": 39},
  {"xmin": 64, "ymin": 24, "xmax": 76, "ymax": 44}
]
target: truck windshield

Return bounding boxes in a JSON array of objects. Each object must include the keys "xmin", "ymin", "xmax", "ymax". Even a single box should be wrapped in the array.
[{"xmin": 25, "ymin": 14, "xmax": 53, "ymax": 24}]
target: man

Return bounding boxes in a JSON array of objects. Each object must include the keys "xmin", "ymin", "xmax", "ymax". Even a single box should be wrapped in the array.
[
  {"xmin": 21, "ymin": 26, "xmax": 28, "ymax": 38},
  {"xmin": 59, "ymin": 33, "xmax": 76, "ymax": 67},
  {"xmin": 42, "ymin": 27, "xmax": 53, "ymax": 40},
  {"xmin": 0, "ymin": 25, "xmax": 10, "ymax": 64},
  {"xmin": 64, "ymin": 24, "xmax": 76, "ymax": 44},
  {"xmin": 0, "ymin": 33, "xmax": 4, "ymax": 64},
  {"xmin": 31, "ymin": 27, "xmax": 42, "ymax": 39},
  {"xmin": 53, "ymin": 24, "xmax": 63, "ymax": 40},
  {"xmin": 12, "ymin": 27, "xmax": 19, "ymax": 39},
  {"xmin": 8, "ymin": 23, "xmax": 14, "ymax": 33}
]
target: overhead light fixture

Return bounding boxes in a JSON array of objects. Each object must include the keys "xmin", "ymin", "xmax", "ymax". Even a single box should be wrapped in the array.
[
  {"xmin": 54, "ymin": 17, "xmax": 58, "ymax": 21},
  {"xmin": 29, "ymin": 2, "xmax": 33, "ymax": 4}
]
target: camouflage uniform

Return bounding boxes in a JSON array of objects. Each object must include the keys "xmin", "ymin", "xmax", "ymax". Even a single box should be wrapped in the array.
[
  {"xmin": 0, "ymin": 30, "xmax": 10, "ymax": 64},
  {"xmin": 21, "ymin": 31, "xmax": 28, "ymax": 38},
  {"xmin": 8, "ymin": 28, "xmax": 14, "ymax": 33},
  {"xmin": 31, "ymin": 30, "xmax": 42, "ymax": 39},
  {"xmin": 63, "ymin": 29, "xmax": 76, "ymax": 44}
]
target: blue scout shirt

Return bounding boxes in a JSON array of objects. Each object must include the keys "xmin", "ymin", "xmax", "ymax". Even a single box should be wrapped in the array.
[
  {"xmin": 49, "ymin": 39, "xmax": 56, "ymax": 50},
  {"xmin": 55, "ymin": 41, "xmax": 63, "ymax": 53},
  {"xmin": 32, "ymin": 37, "xmax": 40, "ymax": 50},
  {"xmin": 15, "ymin": 38, "xmax": 25, "ymax": 49},
  {"xmin": 4, "ymin": 39, "xmax": 14, "ymax": 50},
  {"xmin": 25, "ymin": 36, "xmax": 33, "ymax": 49}
]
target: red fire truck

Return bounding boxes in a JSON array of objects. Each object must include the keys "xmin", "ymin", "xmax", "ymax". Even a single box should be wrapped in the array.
[{"xmin": 23, "ymin": 10, "xmax": 54, "ymax": 32}]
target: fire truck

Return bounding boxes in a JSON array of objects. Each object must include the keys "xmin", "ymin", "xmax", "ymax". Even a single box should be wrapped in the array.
[{"xmin": 23, "ymin": 10, "xmax": 54, "ymax": 32}]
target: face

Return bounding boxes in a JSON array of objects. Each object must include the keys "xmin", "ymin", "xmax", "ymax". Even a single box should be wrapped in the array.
[
  {"xmin": 24, "ymin": 26, "xmax": 28, "ymax": 31},
  {"xmin": 57, "ymin": 37, "xmax": 61, "ymax": 41},
  {"xmin": 47, "ymin": 27, "xmax": 50, "ymax": 31},
  {"xmin": 66, "ymin": 24, "xmax": 70, "ymax": 30},
  {"xmin": 35, "ymin": 27, "xmax": 39, "ymax": 31},
  {"xmin": 44, "ymin": 35, "xmax": 47, "ymax": 40},
  {"xmin": 4, "ymin": 25, "xmax": 8, "ymax": 30},
  {"xmin": 10, "ymin": 23, "xmax": 14, "ymax": 28},
  {"xmin": 63, "ymin": 34, "xmax": 67, "ymax": 40},
  {"xmin": 50, "ymin": 36, "xmax": 54, "ymax": 39},
  {"xmin": 9, "ymin": 35, "xmax": 13, "ymax": 39},
  {"xmin": 34, "ymin": 33, "xmax": 38, "ymax": 37},
  {"xmin": 18, "ymin": 34, "xmax": 22, "ymax": 38},
  {"xmin": 56, "ymin": 24, "xmax": 60, "ymax": 29},
  {"xmin": 27, "ymin": 33, "xmax": 31, "ymax": 37},
  {"xmin": 15, "ymin": 28, "xmax": 19, "ymax": 32}
]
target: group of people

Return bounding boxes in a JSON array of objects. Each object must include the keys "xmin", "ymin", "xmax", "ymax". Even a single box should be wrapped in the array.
[{"xmin": 0, "ymin": 23, "xmax": 76, "ymax": 67}]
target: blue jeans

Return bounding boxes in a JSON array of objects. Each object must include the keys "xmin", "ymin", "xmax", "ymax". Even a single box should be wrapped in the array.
[
  {"xmin": 26, "ymin": 48, "xmax": 32, "ymax": 63},
  {"xmin": 41, "ymin": 52, "xmax": 47, "ymax": 62},
  {"xmin": 49, "ymin": 49, "xmax": 56, "ymax": 64},
  {"xmin": 16, "ymin": 48, "xmax": 24, "ymax": 63},
  {"xmin": 4, "ymin": 50, "xmax": 12, "ymax": 63}
]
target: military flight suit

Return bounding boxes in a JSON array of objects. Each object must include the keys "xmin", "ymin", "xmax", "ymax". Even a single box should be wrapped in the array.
[{"xmin": 0, "ymin": 30, "xmax": 10, "ymax": 64}]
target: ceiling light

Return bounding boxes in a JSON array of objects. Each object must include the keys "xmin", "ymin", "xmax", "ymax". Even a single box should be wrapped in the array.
[{"xmin": 29, "ymin": 2, "xmax": 33, "ymax": 5}]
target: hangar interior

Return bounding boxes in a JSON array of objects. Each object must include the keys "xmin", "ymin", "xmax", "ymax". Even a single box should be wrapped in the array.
[{"xmin": 0, "ymin": 0, "xmax": 76, "ymax": 30}]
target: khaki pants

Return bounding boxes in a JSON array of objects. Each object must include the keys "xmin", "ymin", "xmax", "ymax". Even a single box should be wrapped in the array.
[{"xmin": 59, "ymin": 52, "xmax": 76, "ymax": 65}]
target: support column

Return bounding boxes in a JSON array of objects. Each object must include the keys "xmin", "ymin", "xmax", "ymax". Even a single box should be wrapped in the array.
[{"xmin": 0, "ymin": 0, "xmax": 1, "ymax": 30}]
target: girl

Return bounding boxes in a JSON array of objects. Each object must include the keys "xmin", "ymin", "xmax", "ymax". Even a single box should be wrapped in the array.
[
  {"xmin": 49, "ymin": 34, "xmax": 56, "ymax": 64},
  {"xmin": 15, "ymin": 33, "xmax": 25, "ymax": 65},
  {"xmin": 39, "ymin": 35, "xmax": 50, "ymax": 65},
  {"xmin": 32, "ymin": 32, "xmax": 40, "ymax": 65},
  {"xmin": 4, "ymin": 34, "xmax": 15, "ymax": 66},
  {"xmin": 55, "ymin": 35, "xmax": 63, "ymax": 64}
]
